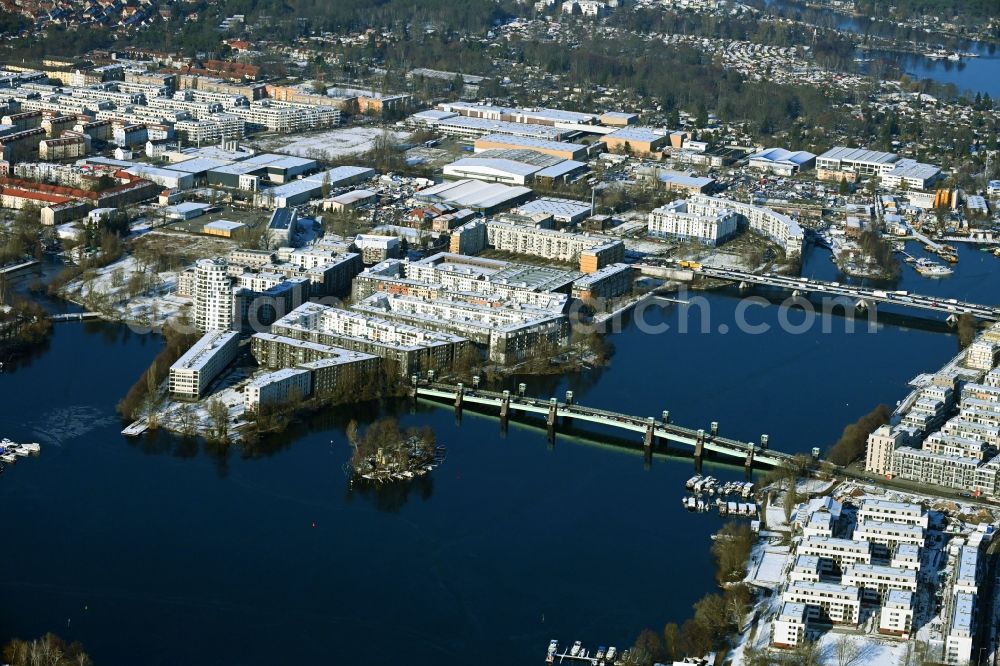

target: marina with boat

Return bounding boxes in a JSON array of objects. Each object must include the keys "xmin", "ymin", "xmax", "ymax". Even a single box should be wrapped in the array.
[
  {"xmin": 547, "ymin": 639, "xmax": 622, "ymax": 665},
  {"xmin": 0, "ymin": 438, "xmax": 41, "ymax": 473},
  {"xmin": 681, "ymin": 475, "xmax": 759, "ymax": 517}
]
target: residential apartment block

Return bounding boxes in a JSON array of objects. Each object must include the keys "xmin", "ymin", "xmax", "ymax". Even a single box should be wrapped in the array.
[{"xmin": 167, "ymin": 330, "xmax": 239, "ymax": 399}]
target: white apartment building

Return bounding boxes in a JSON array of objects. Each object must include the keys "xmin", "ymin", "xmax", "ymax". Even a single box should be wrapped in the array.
[
  {"xmin": 783, "ymin": 582, "xmax": 861, "ymax": 625},
  {"xmin": 485, "ymin": 221, "xmax": 624, "ymax": 270},
  {"xmin": 942, "ymin": 418, "xmax": 1000, "ymax": 447},
  {"xmin": 244, "ymin": 367, "xmax": 313, "ymax": 413},
  {"xmin": 879, "ymin": 590, "xmax": 914, "ymax": 638},
  {"xmin": 229, "ymin": 100, "xmax": 340, "ymax": 132},
  {"xmin": 229, "ymin": 249, "xmax": 276, "ymax": 269},
  {"xmin": 772, "ymin": 602, "xmax": 808, "ymax": 649},
  {"xmin": 270, "ymin": 302, "xmax": 467, "ymax": 376},
  {"xmin": 789, "ymin": 555, "xmax": 822, "ymax": 583},
  {"xmin": 852, "ymin": 521, "xmax": 925, "ymax": 557},
  {"xmin": 353, "ymin": 234, "xmax": 401, "ymax": 265},
  {"xmin": 954, "ymin": 546, "xmax": 980, "ymax": 595},
  {"xmin": 891, "ymin": 447, "xmax": 982, "ymax": 492},
  {"xmin": 975, "ymin": 454, "xmax": 1000, "ymax": 497},
  {"xmin": 966, "ymin": 340, "xmax": 999, "ymax": 371},
  {"xmin": 353, "ymin": 292, "xmax": 568, "ymax": 364},
  {"xmin": 193, "ymin": 258, "xmax": 235, "ymax": 331},
  {"xmin": 797, "ymin": 537, "xmax": 872, "ymax": 573},
  {"xmin": 858, "ymin": 499, "xmax": 928, "ymax": 528},
  {"xmin": 842, "ymin": 563, "xmax": 918, "ymax": 602},
  {"xmin": 962, "ymin": 382, "xmax": 1000, "ymax": 402},
  {"xmin": 945, "ymin": 593, "xmax": 975, "ymax": 666},
  {"xmin": 961, "ymin": 399, "xmax": 1000, "ymax": 427},
  {"xmin": 865, "ymin": 424, "xmax": 905, "ymax": 476},
  {"xmin": 647, "ymin": 198, "xmax": 738, "ymax": 246},
  {"xmin": 673, "ymin": 195, "xmax": 804, "ymax": 257},
  {"xmin": 891, "ymin": 544, "xmax": 921, "ymax": 571},
  {"xmin": 354, "ymin": 253, "xmax": 575, "ymax": 312},
  {"xmin": 924, "ymin": 431, "xmax": 996, "ymax": 461},
  {"xmin": 802, "ymin": 510, "xmax": 835, "ymax": 538},
  {"xmin": 175, "ymin": 114, "xmax": 245, "ymax": 145},
  {"xmin": 167, "ymin": 330, "xmax": 239, "ymax": 399}
]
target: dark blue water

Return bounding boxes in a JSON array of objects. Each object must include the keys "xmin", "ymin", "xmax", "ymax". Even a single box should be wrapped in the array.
[
  {"xmin": 889, "ymin": 47, "xmax": 1000, "ymax": 98},
  {"xmin": 1, "ymin": 242, "xmax": 996, "ymax": 664},
  {"xmin": 763, "ymin": 0, "xmax": 1000, "ymax": 97}
]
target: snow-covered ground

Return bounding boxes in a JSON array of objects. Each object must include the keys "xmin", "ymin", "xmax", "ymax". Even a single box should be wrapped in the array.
[
  {"xmin": 62, "ymin": 255, "xmax": 190, "ymax": 328},
  {"xmin": 747, "ymin": 543, "xmax": 791, "ymax": 589},
  {"xmin": 151, "ymin": 367, "xmax": 255, "ymax": 441},
  {"xmin": 254, "ymin": 127, "xmax": 410, "ymax": 160}
]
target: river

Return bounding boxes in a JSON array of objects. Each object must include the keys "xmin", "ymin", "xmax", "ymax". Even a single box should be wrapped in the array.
[{"xmin": 0, "ymin": 241, "xmax": 996, "ymax": 664}]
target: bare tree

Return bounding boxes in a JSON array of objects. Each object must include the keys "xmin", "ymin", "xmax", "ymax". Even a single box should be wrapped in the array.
[
  {"xmin": 208, "ymin": 398, "xmax": 230, "ymax": 442},
  {"xmin": 791, "ymin": 639, "xmax": 822, "ymax": 666}
]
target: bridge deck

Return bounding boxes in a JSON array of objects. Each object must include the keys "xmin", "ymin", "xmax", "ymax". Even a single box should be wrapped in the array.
[
  {"xmin": 416, "ymin": 383, "xmax": 791, "ymax": 467},
  {"xmin": 694, "ymin": 266, "xmax": 1000, "ymax": 321}
]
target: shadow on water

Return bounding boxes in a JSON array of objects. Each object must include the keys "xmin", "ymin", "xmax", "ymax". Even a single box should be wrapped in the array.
[{"xmin": 345, "ymin": 473, "xmax": 435, "ymax": 513}]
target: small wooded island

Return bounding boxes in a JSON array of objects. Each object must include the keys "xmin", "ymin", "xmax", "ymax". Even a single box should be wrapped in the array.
[{"xmin": 346, "ymin": 418, "xmax": 444, "ymax": 482}]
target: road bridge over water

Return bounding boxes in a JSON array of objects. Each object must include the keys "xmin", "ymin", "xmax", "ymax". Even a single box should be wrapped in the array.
[
  {"xmin": 693, "ymin": 265, "xmax": 1000, "ymax": 322},
  {"xmin": 49, "ymin": 312, "xmax": 101, "ymax": 323},
  {"xmin": 414, "ymin": 380, "xmax": 794, "ymax": 470}
]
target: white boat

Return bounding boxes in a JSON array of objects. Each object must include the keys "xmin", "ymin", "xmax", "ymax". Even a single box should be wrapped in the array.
[
  {"xmin": 606, "ymin": 647, "xmax": 617, "ymax": 661},
  {"xmin": 18, "ymin": 442, "xmax": 40, "ymax": 453},
  {"xmin": 548, "ymin": 639, "xmax": 558, "ymax": 655},
  {"xmin": 570, "ymin": 641, "xmax": 582, "ymax": 657},
  {"xmin": 12, "ymin": 447, "xmax": 30, "ymax": 457},
  {"xmin": 0, "ymin": 453, "xmax": 16, "ymax": 463},
  {"xmin": 685, "ymin": 474, "xmax": 702, "ymax": 490},
  {"xmin": 596, "ymin": 646, "xmax": 606, "ymax": 660},
  {"xmin": 914, "ymin": 258, "xmax": 953, "ymax": 277}
]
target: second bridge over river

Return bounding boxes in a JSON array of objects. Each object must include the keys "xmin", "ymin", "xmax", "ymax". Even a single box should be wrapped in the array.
[{"xmin": 413, "ymin": 379, "xmax": 794, "ymax": 470}]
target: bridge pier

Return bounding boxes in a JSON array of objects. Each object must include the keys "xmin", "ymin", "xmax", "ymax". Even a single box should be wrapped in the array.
[
  {"xmin": 454, "ymin": 382, "xmax": 464, "ymax": 421},
  {"xmin": 546, "ymin": 397, "xmax": 558, "ymax": 441},
  {"xmin": 643, "ymin": 417, "xmax": 655, "ymax": 450},
  {"xmin": 694, "ymin": 428, "xmax": 705, "ymax": 464},
  {"xmin": 500, "ymin": 389, "xmax": 510, "ymax": 430},
  {"xmin": 856, "ymin": 299, "xmax": 869, "ymax": 311},
  {"xmin": 738, "ymin": 281, "xmax": 749, "ymax": 290},
  {"xmin": 710, "ymin": 421, "xmax": 719, "ymax": 437},
  {"xmin": 662, "ymin": 410, "xmax": 670, "ymax": 424},
  {"xmin": 410, "ymin": 374, "xmax": 419, "ymax": 403},
  {"xmin": 744, "ymin": 448, "xmax": 754, "ymax": 475},
  {"xmin": 761, "ymin": 434, "xmax": 769, "ymax": 450},
  {"xmin": 946, "ymin": 314, "xmax": 958, "ymax": 327},
  {"xmin": 546, "ymin": 398, "xmax": 558, "ymax": 428}
]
